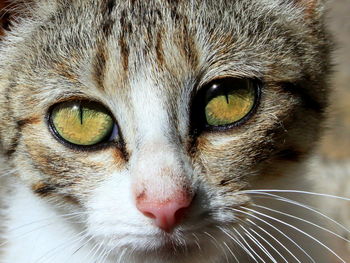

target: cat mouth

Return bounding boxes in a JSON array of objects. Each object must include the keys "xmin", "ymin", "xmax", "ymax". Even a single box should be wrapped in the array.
[
  {"xmin": 96, "ymin": 235, "xmax": 203, "ymax": 261},
  {"xmin": 154, "ymin": 238, "xmax": 199, "ymax": 253},
  {"xmin": 94, "ymin": 225, "xmax": 231, "ymax": 263},
  {"xmin": 141, "ymin": 231, "xmax": 202, "ymax": 252},
  {"xmin": 92, "ymin": 226, "xmax": 213, "ymax": 256}
]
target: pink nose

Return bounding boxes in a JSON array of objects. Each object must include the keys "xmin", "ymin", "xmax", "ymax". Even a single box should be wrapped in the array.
[{"xmin": 136, "ymin": 194, "xmax": 193, "ymax": 232}]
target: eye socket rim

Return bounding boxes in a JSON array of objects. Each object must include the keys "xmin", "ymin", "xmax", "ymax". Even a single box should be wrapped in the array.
[
  {"xmin": 47, "ymin": 99, "xmax": 120, "ymax": 151},
  {"xmin": 192, "ymin": 77, "xmax": 262, "ymax": 133}
]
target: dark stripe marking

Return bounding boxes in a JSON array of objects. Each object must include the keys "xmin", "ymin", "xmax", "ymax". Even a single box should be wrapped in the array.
[
  {"xmin": 93, "ymin": 43, "xmax": 108, "ymax": 90},
  {"xmin": 101, "ymin": 18, "xmax": 115, "ymax": 36},
  {"xmin": 119, "ymin": 34, "xmax": 129, "ymax": 71},
  {"xmin": 105, "ymin": 0, "xmax": 116, "ymax": 15},
  {"xmin": 32, "ymin": 182, "xmax": 80, "ymax": 204},
  {"xmin": 5, "ymin": 117, "xmax": 41, "ymax": 157},
  {"xmin": 282, "ymin": 82, "xmax": 325, "ymax": 113},
  {"xmin": 183, "ymin": 28, "xmax": 199, "ymax": 69},
  {"xmin": 32, "ymin": 182, "xmax": 57, "ymax": 197},
  {"xmin": 276, "ymin": 148, "xmax": 305, "ymax": 162},
  {"xmin": 155, "ymin": 29, "xmax": 164, "ymax": 67},
  {"xmin": 100, "ymin": 0, "xmax": 116, "ymax": 36},
  {"xmin": 119, "ymin": 10, "xmax": 130, "ymax": 71}
]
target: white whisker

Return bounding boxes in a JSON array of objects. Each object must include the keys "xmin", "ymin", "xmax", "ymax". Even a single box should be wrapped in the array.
[
  {"xmin": 94, "ymin": 246, "xmax": 108, "ymax": 263},
  {"xmin": 220, "ymin": 227, "xmax": 258, "ymax": 262},
  {"xmin": 35, "ymin": 229, "xmax": 89, "ymax": 263},
  {"xmin": 233, "ymin": 227, "xmax": 264, "ymax": 262},
  {"xmin": 240, "ymin": 225, "xmax": 277, "ymax": 263},
  {"xmin": 192, "ymin": 233, "xmax": 202, "ymax": 251},
  {"xmin": 246, "ymin": 219, "xmax": 289, "ymax": 263},
  {"xmin": 244, "ymin": 207, "xmax": 347, "ymax": 263},
  {"xmin": 241, "ymin": 190, "xmax": 350, "ymax": 202},
  {"xmin": 4, "ymin": 211, "xmax": 88, "ymax": 234},
  {"xmin": 116, "ymin": 247, "xmax": 127, "ymax": 263},
  {"xmin": 0, "ymin": 221, "xmax": 64, "ymax": 248},
  {"xmin": 205, "ymin": 230, "xmax": 230, "ymax": 263},
  {"xmin": 233, "ymin": 208, "xmax": 307, "ymax": 263},
  {"xmin": 244, "ymin": 191, "xmax": 350, "ymax": 235},
  {"xmin": 223, "ymin": 241, "xmax": 239, "ymax": 263},
  {"xmin": 77, "ymin": 236, "xmax": 102, "ymax": 263},
  {"xmin": 253, "ymin": 204, "xmax": 350, "ymax": 243}
]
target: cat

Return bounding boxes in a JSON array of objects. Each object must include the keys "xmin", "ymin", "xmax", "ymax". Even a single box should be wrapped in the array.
[{"xmin": 0, "ymin": 0, "xmax": 349, "ymax": 262}]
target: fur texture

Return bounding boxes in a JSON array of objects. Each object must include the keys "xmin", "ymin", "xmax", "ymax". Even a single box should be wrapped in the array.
[{"xmin": 1, "ymin": 0, "xmax": 348, "ymax": 262}]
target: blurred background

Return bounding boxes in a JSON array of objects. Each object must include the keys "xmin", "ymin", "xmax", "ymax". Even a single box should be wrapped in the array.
[
  {"xmin": 320, "ymin": 0, "xmax": 350, "ymax": 161},
  {"xmin": 317, "ymin": 2, "xmax": 350, "ymax": 259}
]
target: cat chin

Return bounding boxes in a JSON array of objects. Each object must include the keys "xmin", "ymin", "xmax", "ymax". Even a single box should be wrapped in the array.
[
  {"xmin": 86, "ymin": 222, "xmax": 239, "ymax": 263},
  {"xmin": 105, "ymin": 251, "xmax": 223, "ymax": 263},
  {"xmin": 90, "ymin": 232, "xmax": 228, "ymax": 263},
  {"xmin": 109, "ymin": 252, "xmax": 223, "ymax": 263}
]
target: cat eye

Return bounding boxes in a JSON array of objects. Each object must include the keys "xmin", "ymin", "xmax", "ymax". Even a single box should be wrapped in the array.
[
  {"xmin": 49, "ymin": 101, "xmax": 117, "ymax": 147},
  {"xmin": 193, "ymin": 78, "xmax": 260, "ymax": 130}
]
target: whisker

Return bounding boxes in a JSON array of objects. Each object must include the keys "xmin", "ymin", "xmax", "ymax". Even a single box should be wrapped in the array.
[
  {"xmin": 223, "ymin": 241, "xmax": 239, "ymax": 263},
  {"xmin": 246, "ymin": 219, "xmax": 290, "ymax": 263},
  {"xmin": 34, "ymin": 229, "xmax": 89, "ymax": 263},
  {"xmin": 90, "ymin": 241, "xmax": 106, "ymax": 262},
  {"xmin": 223, "ymin": 243, "xmax": 230, "ymax": 263},
  {"xmin": 98, "ymin": 243, "xmax": 114, "ymax": 263},
  {"xmin": 233, "ymin": 208, "xmax": 307, "ymax": 263},
  {"xmin": 220, "ymin": 227, "xmax": 258, "ymax": 262},
  {"xmin": 76, "ymin": 235, "xmax": 102, "ymax": 263},
  {"xmin": 192, "ymin": 233, "xmax": 202, "ymax": 251},
  {"xmin": 253, "ymin": 204, "xmax": 350, "ymax": 243},
  {"xmin": 0, "ymin": 221, "xmax": 65, "ymax": 248},
  {"xmin": 0, "ymin": 212, "xmax": 88, "ymax": 249},
  {"xmin": 204, "ymin": 231, "xmax": 220, "ymax": 250},
  {"xmin": 116, "ymin": 247, "xmax": 127, "ymax": 263},
  {"xmin": 204, "ymin": 230, "xmax": 230, "ymax": 263},
  {"xmin": 241, "ymin": 190, "xmax": 350, "ymax": 202},
  {"xmin": 93, "ymin": 246, "xmax": 108, "ymax": 263},
  {"xmin": 244, "ymin": 191, "xmax": 350, "ymax": 235},
  {"xmin": 243, "ymin": 207, "xmax": 347, "ymax": 263},
  {"xmin": 231, "ymin": 215, "xmax": 288, "ymax": 262},
  {"xmin": 5, "ymin": 211, "xmax": 88, "ymax": 234},
  {"xmin": 240, "ymin": 224, "xmax": 277, "ymax": 263},
  {"xmin": 233, "ymin": 227, "xmax": 266, "ymax": 262}
]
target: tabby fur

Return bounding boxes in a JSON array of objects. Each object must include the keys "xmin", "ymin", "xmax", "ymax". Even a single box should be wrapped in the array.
[{"xmin": 1, "ymin": 1, "xmax": 345, "ymax": 263}]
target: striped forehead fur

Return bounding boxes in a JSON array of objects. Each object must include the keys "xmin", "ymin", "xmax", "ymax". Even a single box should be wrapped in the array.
[{"xmin": 0, "ymin": 0, "xmax": 330, "ymax": 141}]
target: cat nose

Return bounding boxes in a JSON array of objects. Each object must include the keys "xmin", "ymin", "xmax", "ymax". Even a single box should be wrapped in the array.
[{"xmin": 136, "ymin": 193, "xmax": 193, "ymax": 232}]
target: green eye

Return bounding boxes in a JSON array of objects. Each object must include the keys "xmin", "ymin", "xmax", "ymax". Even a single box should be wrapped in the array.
[
  {"xmin": 50, "ymin": 101, "xmax": 115, "ymax": 146},
  {"xmin": 203, "ymin": 78, "xmax": 258, "ymax": 127}
]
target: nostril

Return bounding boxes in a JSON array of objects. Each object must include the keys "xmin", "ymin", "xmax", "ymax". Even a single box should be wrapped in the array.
[
  {"xmin": 174, "ymin": 206, "xmax": 189, "ymax": 224},
  {"xmin": 142, "ymin": 211, "xmax": 156, "ymax": 219}
]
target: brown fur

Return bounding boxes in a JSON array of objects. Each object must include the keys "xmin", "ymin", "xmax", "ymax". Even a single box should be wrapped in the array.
[{"xmin": 1, "ymin": 0, "xmax": 345, "ymax": 262}]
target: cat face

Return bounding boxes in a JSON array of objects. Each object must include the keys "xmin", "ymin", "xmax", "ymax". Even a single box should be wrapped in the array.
[{"xmin": 0, "ymin": 0, "xmax": 330, "ymax": 262}]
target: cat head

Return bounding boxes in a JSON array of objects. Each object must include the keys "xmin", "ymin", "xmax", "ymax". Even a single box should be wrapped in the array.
[{"xmin": 0, "ymin": 0, "xmax": 331, "ymax": 262}]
